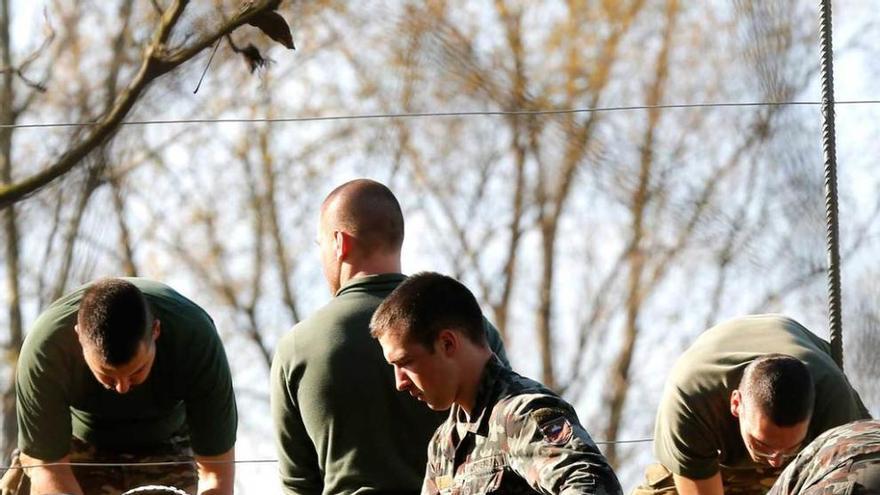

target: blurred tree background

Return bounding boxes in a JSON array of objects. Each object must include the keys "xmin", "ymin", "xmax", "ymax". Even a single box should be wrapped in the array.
[{"xmin": 1, "ymin": 0, "xmax": 878, "ymax": 492}]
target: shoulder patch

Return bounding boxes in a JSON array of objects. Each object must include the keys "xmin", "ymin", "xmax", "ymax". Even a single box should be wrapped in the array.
[{"xmin": 532, "ymin": 408, "xmax": 573, "ymax": 446}]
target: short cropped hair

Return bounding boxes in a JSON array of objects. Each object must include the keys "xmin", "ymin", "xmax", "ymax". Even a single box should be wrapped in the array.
[
  {"xmin": 370, "ymin": 272, "xmax": 486, "ymax": 350},
  {"xmin": 739, "ymin": 354, "xmax": 815, "ymax": 426},
  {"xmin": 77, "ymin": 279, "xmax": 153, "ymax": 365},
  {"xmin": 323, "ymin": 179, "xmax": 404, "ymax": 255}
]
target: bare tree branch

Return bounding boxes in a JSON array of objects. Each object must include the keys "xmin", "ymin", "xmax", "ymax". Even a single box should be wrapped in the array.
[{"xmin": 0, "ymin": 0, "xmax": 286, "ymax": 208}]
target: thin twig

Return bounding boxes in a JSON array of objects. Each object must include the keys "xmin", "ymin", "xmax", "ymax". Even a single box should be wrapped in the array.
[{"xmin": 193, "ymin": 38, "xmax": 221, "ymax": 94}]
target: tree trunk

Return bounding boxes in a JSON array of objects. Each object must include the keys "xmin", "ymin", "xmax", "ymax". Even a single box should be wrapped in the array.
[
  {"xmin": 1, "ymin": 0, "xmax": 24, "ymax": 462},
  {"xmin": 604, "ymin": 0, "xmax": 678, "ymax": 467}
]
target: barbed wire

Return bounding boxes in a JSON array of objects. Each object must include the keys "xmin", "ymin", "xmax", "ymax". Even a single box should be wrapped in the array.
[
  {"xmin": 0, "ymin": 438, "xmax": 655, "ymax": 470},
  {"xmin": 2, "ymin": 100, "xmax": 879, "ymax": 130}
]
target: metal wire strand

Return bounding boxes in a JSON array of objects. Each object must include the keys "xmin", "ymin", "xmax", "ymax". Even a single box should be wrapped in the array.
[
  {"xmin": 0, "ymin": 438, "xmax": 655, "ymax": 470},
  {"xmin": 1, "ymin": 99, "xmax": 878, "ymax": 130}
]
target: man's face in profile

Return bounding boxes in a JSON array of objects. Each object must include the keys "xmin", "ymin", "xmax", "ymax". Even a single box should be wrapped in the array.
[
  {"xmin": 378, "ymin": 331, "xmax": 458, "ymax": 411},
  {"xmin": 731, "ymin": 389, "xmax": 809, "ymax": 468}
]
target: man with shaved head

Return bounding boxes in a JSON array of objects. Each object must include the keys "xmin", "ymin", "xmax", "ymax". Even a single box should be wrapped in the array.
[
  {"xmin": 271, "ymin": 179, "xmax": 509, "ymax": 495},
  {"xmin": 317, "ymin": 178, "xmax": 406, "ymax": 295}
]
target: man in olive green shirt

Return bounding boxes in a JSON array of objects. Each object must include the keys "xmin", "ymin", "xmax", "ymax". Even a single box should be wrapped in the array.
[
  {"xmin": 635, "ymin": 315, "xmax": 870, "ymax": 495},
  {"xmin": 270, "ymin": 179, "xmax": 508, "ymax": 495},
  {"xmin": 16, "ymin": 278, "xmax": 237, "ymax": 495}
]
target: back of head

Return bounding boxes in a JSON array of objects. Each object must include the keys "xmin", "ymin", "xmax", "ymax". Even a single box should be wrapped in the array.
[
  {"xmin": 322, "ymin": 179, "xmax": 404, "ymax": 256},
  {"xmin": 77, "ymin": 278, "xmax": 152, "ymax": 365},
  {"xmin": 740, "ymin": 354, "xmax": 815, "ymax": 426},
  {"xmin": 370, "ymin": 272, "xmax": 486, "ymax": 349}
]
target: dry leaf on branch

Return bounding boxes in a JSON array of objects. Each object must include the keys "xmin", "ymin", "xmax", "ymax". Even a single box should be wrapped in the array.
[{"xmin": 248, "ymin": 10, "xmax": 295, "ymax": 50}]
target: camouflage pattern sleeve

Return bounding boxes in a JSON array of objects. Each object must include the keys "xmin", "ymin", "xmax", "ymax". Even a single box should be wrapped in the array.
[
  {"xmin": 767, "ymin": 420, "xmax": 880, "ymax": 495},
  {"xmin": 501, "ymin": 395, "xmax": 623, "ymax": 495},
  {"xmin": 421, "ymin": 427, "xmax": 444, "ymax": 495}
]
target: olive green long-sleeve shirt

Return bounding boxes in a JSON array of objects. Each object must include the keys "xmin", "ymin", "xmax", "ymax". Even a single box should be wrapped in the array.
[{"xmin": 271, "ymin": 273, "xmax": 509, "ymax": 495}]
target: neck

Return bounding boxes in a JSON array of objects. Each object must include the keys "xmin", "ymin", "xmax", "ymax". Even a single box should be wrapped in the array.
[
  {"xmin": 339, "ymin": 254, "xmax": 401, "ymax": 286},
  {"xmin": 458, "ymin": 347, "xmax": 493, "ymax": 417}
]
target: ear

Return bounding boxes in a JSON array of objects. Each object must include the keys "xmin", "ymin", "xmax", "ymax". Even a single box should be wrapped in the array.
[
  {"xmin": 334, "ymin": 231, "xmax": 352, "ymax": 261},
  {"xmin": 730, "ymin": 389, "xmax": 742, "ymax": 418},
  {"xmin": 436, "ymin": 329, "xmax": 458, "ymax": 357},
  {"xmin": 152, "ymin": 319, "xmax": 161, "ymax": 341},
  {"xmin": 73, "ymin": 324, "xmax": 93, "ymax": 357}
]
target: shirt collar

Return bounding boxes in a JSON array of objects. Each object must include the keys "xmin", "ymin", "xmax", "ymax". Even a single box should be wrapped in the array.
[
  {"xmin": 457, "ymin": 354, "xmax": 507, "ymax": 436},
  {"xmin": 335, "ymin": 273, "xmax": 406, "ymax": 297}
]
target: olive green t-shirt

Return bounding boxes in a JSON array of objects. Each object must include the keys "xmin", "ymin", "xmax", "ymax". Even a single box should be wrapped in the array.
[
  {"xmin": 654, "ymin": 314, "xmax": 870, "ymax": 480},
  {"xmin": 17, "ymin": 278, "xmax": 238, "ymax": 461}
]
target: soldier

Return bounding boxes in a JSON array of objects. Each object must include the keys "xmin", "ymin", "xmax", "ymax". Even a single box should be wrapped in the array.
[
  {"xmin": 370, "ymin": 272, "xmax": 622, "ymax": 495},
  {"xmin": 767, "ymin": 419, "xmax": 880, "ymax": 495},
  {"xmin": 11, "ymin": 278, "xmax": 236, "ymax": 495},
  {"xmin": 270, "ymin": 179, "xmax": 508, "ymax": 494},
  {"xmin": 635, "ymin": 315, "xmax": 870, "ymax": 495}
]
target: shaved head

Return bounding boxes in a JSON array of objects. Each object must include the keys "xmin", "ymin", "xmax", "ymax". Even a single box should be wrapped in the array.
[
  {"xmin": 321, "ymin": 179, "xmax": 404, "ymax": 255},
  {"xmin": 740, "ymin": 354, "xmax": 814, "ymax": 426}
]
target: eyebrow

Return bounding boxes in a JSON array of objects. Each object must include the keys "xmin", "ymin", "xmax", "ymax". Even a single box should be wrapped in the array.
[
  {"xmin": 752, "ymin": 435, "xmax": 802, "ymax": 452},
  {"xmin": 388, "ymin": 353, "xmax": 409, "ymax": 366},
  {"xmin": 98, "ymin": 359, "xmax": 149, "ymax": 378}
]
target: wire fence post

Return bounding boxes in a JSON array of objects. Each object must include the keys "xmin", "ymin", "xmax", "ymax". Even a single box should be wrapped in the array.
[{"xmin": 819, "ymin": 0, "xmax": 843, "ymax": 369}]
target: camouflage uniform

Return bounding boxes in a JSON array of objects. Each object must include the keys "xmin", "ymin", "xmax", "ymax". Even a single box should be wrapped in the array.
[
  {"xmin": 767, "ymin": 420, "xmax": 880, "ymax": 495},
  {"xmin": 631, "ymin": 462, "xmax": 781, "ymax": 495},
  {"xmin": 0, "ymin": 434, "xmax": 196, "ymax": 495},
  {"xmin": 423, "ymin": 356, "xmax": 622, "ymax": 495},
  {"xmin": 69, "ymin": 434, "xmax": 198, "ymax": 495}
]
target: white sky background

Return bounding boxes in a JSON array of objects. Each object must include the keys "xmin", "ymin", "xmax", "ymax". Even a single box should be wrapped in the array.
[{"xmin": 3, "ymin": 0, "xmax": 880, "ymax": 493}]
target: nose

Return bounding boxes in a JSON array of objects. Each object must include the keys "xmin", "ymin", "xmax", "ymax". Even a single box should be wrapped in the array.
[
  {"xmin": 393, "ymin": 366, "xmax": 411, "ymax": 392},
  {"xmin": 115, "ymin": 379, "xmax": 131, "ymax": 394}
]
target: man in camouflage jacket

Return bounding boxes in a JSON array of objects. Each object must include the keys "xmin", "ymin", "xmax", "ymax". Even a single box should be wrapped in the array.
[
  {"xmin": 768, "ymin": 419, "xmax": 880, "ymax": 495},
  {"xmin": 370, "ymin": 272, "xmax": 622, "ymax": 495}
]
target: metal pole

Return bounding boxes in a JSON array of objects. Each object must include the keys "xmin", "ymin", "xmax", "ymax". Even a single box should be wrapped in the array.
[{"xmin": 819, "ymin": 0, "xmax": 843, "ymax": 369}]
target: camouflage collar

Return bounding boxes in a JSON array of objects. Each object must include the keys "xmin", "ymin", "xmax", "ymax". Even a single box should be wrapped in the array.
[{"xmin": 457, "ymin": 354, "xmax": 507, "ymax": 436}]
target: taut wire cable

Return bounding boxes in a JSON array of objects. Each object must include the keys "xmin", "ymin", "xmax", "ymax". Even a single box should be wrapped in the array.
[
  {"xmin": 1, "ymin": 99, "xmax": 879, "ymax": 130},
  {"xmin": 0, "ymin": 438, "xmax": 654, "ymax": 470}
]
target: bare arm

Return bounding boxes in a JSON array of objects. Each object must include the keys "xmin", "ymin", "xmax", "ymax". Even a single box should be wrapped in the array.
[
  {"xmin": 195, "ymin": 447, "xmax": 235, "ymax": 495},
  {"xmin": 19, "ymin": 452, "xmax": 83, "ymax": 495},
  {"xmin": 673, "ymin": 473, "xmax": 723, "ymax": 495}
]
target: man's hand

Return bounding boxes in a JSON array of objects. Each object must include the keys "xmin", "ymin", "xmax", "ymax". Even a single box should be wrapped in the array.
[
  {"xmin": 673, "ymin": 472, "xmax": 724, "ymax": 495},
  {"xmin": 195, "ymin": 447, "xmax": 234, "ymax": 495},
  {"xmin": 19, "ymin": 452, "xmax": 83, "ymax": 495}
]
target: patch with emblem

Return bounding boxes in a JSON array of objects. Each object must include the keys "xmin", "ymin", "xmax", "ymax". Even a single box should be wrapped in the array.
[
  {"xmin": 434, "ymin": 474, "xmax": 454, "ymax": 490},
  {"xmin": 533, "ymin": 409, "xmax": 573, "ymax": 445}
]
